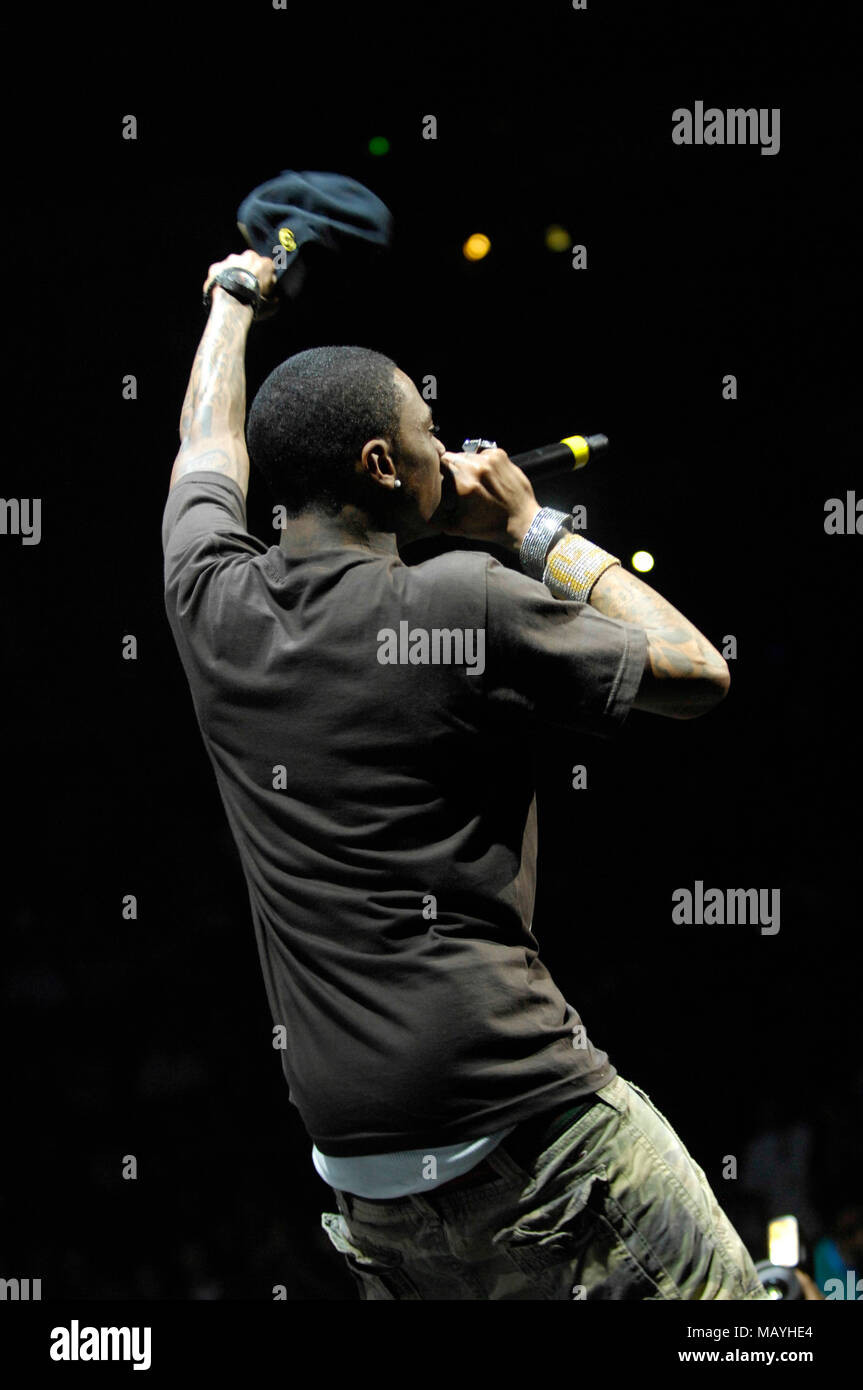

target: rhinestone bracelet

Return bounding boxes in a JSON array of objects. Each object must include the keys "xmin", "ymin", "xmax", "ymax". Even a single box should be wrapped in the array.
[
  {"xmin": 519, "ymin": 507, "xmax": 572, "ymax": 581},
  {"xmin": 543, "ymin": 531, "xmax": 621, "ymax": 602}
]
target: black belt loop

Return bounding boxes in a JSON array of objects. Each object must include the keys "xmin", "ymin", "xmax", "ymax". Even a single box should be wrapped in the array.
[{"xmin": 502, "ymin": 1094, "xmax": 599, "ymax": 1168}]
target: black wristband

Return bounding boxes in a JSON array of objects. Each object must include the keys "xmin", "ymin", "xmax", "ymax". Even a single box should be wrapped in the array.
[{"xmin": 202, "ymin": 267, "xmax": 262, "ymax": 316}]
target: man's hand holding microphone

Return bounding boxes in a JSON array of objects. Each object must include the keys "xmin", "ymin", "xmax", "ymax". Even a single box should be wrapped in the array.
[{"xmin": 434, "ymin": 445, "xmax": 541, "ymax": 553}]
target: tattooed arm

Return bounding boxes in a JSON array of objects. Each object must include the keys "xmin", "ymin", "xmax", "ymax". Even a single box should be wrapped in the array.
[
  {"xmin": 435, "ymin": 452, "xmax": 729, "ymax": 719},
  {"xmin": 169, "ymin": 251, "xmax": 276, "ymax": 499},
  {"xmin": 588, "ymin": 564, "xmax": 730, "ymax": 719}
]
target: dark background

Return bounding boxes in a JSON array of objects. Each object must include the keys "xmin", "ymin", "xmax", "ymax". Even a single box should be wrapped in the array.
[{"xmin": 2, "ymin": 1, "xmax": 858, "ymax": 1300}]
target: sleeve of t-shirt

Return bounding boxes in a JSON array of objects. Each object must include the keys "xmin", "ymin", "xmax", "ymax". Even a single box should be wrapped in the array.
[
  {"xmin": 162, "ymin": 470, "xmax": 269, "ymax": 609},
  {"xmin": 484, "ymin": 554, "xmax": 649, "ymax": 739}
]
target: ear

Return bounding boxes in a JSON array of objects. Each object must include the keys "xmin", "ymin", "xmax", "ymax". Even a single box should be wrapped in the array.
[{"xmin": 361, "ymin": 437, "xmax": 396, "ymax": 483}]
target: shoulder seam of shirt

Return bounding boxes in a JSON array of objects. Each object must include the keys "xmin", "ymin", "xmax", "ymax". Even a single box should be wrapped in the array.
[
  {"xmin": 170, "ymin": 468, "xmax": 244, "ymax": 490},
  {"xmin": 167, "ymin": 469, "xmax": 246, "ymax": 512}
]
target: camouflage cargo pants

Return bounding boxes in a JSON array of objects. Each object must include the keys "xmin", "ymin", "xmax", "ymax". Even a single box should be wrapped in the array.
[{"xmin": 321, "ymin": 1073, "xmax": 772, "ymax": 1300}]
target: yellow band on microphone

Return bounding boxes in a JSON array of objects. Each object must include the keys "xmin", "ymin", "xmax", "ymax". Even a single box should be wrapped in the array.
[{"xmin": 559, "ymin": 435, "xmax": 591, "ymax": 469}]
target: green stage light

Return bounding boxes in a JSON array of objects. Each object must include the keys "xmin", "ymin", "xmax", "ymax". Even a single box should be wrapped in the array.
[{"xmin": 545, "ymin": 224, "xmax": 572, "ymax": 252}]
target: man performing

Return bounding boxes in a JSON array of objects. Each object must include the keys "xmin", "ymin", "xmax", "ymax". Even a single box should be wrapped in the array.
[{"xmin": 162, "ymin": 247, "xmax": 770, "ymax": 1301}]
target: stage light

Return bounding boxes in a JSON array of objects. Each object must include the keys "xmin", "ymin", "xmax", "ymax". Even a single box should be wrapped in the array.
[
  {"xmin": 631, "ymin": 550, "xmax": 655, "ymax": 573},
  {"xmin": 463, "ymin": 233, "xmax": 491, "ymax": 262},
  {"xmin": 544, "ymin": 224, "xmax": 572, "ymax": 252},
  {"xmin": 368, "ymin": 135, "xmax": 390, "ymax": 156}
]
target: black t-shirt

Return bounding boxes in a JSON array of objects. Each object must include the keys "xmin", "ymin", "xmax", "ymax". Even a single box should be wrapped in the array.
[{"xmin": 162, "ymin": 472, "xmax": 649, "ymax": 1156}]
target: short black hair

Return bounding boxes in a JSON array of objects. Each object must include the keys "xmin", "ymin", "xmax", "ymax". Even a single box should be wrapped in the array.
[{"xmin": 246, "ymin": 345, "xmax": 402, "ymax": 516}]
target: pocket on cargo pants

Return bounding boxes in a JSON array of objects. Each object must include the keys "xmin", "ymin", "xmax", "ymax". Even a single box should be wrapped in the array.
[
  {"xmin": 493, "ymin": 1074, "xmax": 771, "ymax": 1300},
  {"xmin": 585, "ymin": 1075, "xmax": 770, "ymax": 1299},
  {"xmin": 320, "ymin": 1210, "xmax": 422, "ymax": 1300},
  {"xmin": 492, "ymin": 1160, "xmax": 670, "ymax": 1299}
]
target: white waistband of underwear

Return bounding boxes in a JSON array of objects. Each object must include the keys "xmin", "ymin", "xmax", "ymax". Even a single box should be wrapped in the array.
[{"xmin": 313, "ymin": 1125, "xmax": 518, "ymax": 1199}]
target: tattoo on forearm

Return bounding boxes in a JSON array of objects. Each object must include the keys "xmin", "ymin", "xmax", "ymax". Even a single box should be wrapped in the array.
[
  {"xmin": 588, "ymin": 564, "xmax": 721, "ymax": 683},
  {"xmin": 179, "ymin": 297, "xmax": 250, "ymax": 442}
]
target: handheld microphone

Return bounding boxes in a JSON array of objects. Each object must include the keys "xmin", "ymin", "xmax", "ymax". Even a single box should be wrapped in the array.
[{"xmin": 461, "ymin": 434, "xmax": 609, "ymax": 481}]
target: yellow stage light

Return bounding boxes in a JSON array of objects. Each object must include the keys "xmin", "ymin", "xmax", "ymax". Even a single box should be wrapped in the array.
[{"xmin": 463, "ymin": 233, "xmax": 491, "ymax": 262}]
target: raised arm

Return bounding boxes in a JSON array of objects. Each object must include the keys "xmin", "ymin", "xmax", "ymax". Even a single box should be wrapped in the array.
[{"xmin": 170, "ymin": 251, "xmax": 276, "ymax": 499}]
